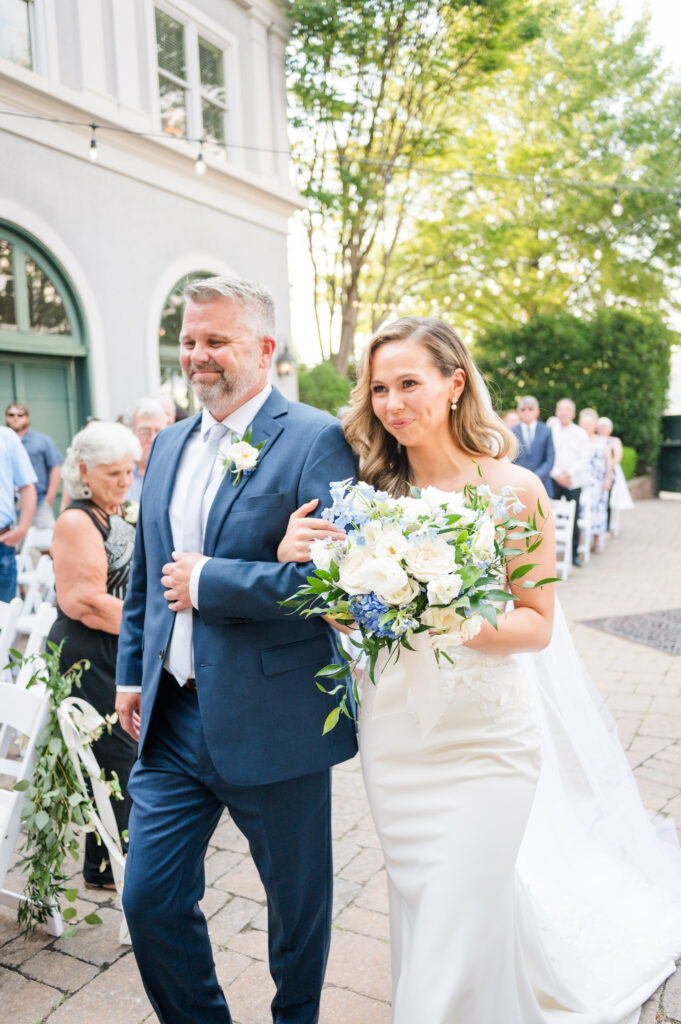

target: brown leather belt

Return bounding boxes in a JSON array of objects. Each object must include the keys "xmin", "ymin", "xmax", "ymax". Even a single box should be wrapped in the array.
[{"xmin": 184, "ymin": 677, "xmax": 197, "ymax": 696}]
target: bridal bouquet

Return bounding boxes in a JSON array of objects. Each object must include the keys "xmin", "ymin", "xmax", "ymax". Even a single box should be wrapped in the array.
[{"xmin": 282, "ymin": 478, "xmax": 554, "ymax": 732}]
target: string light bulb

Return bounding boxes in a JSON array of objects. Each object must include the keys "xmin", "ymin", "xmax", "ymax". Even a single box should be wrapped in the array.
[
  {"xmin": 513, "ymin": 276, "xmax": 521, "ymax": 288},
  {"xmin": 89, "ymin": 123, "xmax": 98, "ymax": 162},
  {"xmin": 611, "ymin": 190, "xmax": 623, "ymax": 217},
  {"xmin": 543, "ymin": 187, "xmax": 554, "ymax": 212},
  {"xmin": 594, "ymin": 247, "xmax": 603, "ymax": 261},
  {"xmin": 195, "ymin": 141, "xmax": 206, "ymax": 175},
  {"xmin": 466, "ymin": 175, "xmax": 476, "ymax": 204}
]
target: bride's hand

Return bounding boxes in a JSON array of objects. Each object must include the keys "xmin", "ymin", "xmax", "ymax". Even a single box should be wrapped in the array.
[{"xmin": 277, "ymin": 498, "xmax": 346, "ymax": 563}]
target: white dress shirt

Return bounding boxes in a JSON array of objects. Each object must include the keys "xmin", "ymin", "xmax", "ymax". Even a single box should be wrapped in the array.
[
  {"xmin": 521, "ymin": 421, "xmax": 536, "ymax": 447},
  {"xmin": 118, "ymin": 384, "xmax": 272, "ymax": 692},
  {"xmin": 550, "ymin": 421, "xmax": 591, "ymax": 489}
]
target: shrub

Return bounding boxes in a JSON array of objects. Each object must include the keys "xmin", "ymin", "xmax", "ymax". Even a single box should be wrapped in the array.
[
  {"xmin": 297, "ymin": 361, "xmax": 352, "ymax": 416},
  {"xmin": 474, "ymin": 310, "xmax": 674, "ymax": 469},
  {"xmin": 621, "ymin": 446, "xmax": 637, "ymax": 480}
]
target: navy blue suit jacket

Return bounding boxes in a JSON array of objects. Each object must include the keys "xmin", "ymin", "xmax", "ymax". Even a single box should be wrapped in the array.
[
  {"xmin": 512, "ymin": 421, "xmax": 555, "ymax": 497},
  {"xmin": 116, "ymin": 388, "xmax": 358, "ymax": 786}
]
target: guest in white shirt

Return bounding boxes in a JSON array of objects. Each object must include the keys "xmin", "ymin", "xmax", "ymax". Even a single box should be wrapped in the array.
[{"xmin": 550, "ymin": 398, "xmax": 591, "ymax": 566}]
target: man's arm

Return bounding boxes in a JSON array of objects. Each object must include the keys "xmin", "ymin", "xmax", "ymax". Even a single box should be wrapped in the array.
[
  {"xmin": 45, "ymin": 464, "xmax": 61, "ymax": 507},
  {"xmin": 3, "ymin": 483, "xmax": 37, "ymax": 547},
  {"xmin": 198, "ymin": 422, "xmax": 357, "ymax": 625}
]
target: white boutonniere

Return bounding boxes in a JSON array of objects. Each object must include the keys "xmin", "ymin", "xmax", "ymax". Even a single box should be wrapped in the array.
[
  {"xmin": 220, "ymin": 427, "xmax": 267, "ymax": 486},
  {"xmin": 121, "ymin": 500, "xmax": 139, "ymax": 526}
]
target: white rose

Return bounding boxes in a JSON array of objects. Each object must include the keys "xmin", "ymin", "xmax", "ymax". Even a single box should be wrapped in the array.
[
  {"xmin": 421, "ymin": 487, "xmax": 478, "ymax": 526},
  {"xmin": 228, "ymin": 441, "xmax": 259, "ymax": 472},
  {"xmin": 421, "ymin": 604, "xmax": 461, "ymax": 632},
  {"xmin": 360, "ymin": 520, "xmax": 384, "ymax": 550},
  {"xmin": 310, "ymin": 538, "xmax": 334, "ymax": 572},
  {"xmin": 391, "ymin": 495, "xmax": 431, "ymax": 519},
  {"xmin": 471, "ymin": 519, "xmax": 496, "ymax": 561},
  {"xmin": 423, "ymin": 610, "xmax": 483, "ymax": 650},
  {"xmin": 426, "ymin": 572, "xmax": 463, "ymax": 606},
  {"xmin": 404, "ymin": 537, "xmax": 457, "ymax": 582},
  {"xmin": 338, "ymin": 547, "xmax": 373, "ymax": 595},
  {"xmin": 376, "ymin": 575, "xmax": 421, "ymax": 608},
  {"xmin": 460, "ymin": 614, "xmax": 483, "ymax": 640},
  {"xmin": 374, "ymin": 527, "xmax": 409, "ymax": 561},
  {"xmin": 356, "ymin": 556, "xmax": 409, "ymax": 603}
]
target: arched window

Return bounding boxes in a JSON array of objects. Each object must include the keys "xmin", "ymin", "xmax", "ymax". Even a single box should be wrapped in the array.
[
  {"xmin": 0, "ymin": 222, "xmax": 88, "ymax": 458},
  {"xmin": 158, "ymin": 271, "xmax": 213, "ymax": 410}
]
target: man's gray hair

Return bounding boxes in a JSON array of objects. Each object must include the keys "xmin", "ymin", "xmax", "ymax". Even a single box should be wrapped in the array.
[
  {"xmin": 122, "ymin": 397, "xmax": 167, "ymax": 427},
  {"xmin": 62, "ymin": 422, "xmax": 142, "ymax": 499},
  {"xmin": 184, "ymin": 276, "xmax": 276, "ymax": 339},
  {"xmin": 517, "ymin": 395, "xmax": 539, "ymax": 411}
]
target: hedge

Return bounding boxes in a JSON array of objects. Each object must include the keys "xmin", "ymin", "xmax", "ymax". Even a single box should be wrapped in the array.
[{"xmin": 474, "ymin": 310, "xmax": 674, "ymax": 471}]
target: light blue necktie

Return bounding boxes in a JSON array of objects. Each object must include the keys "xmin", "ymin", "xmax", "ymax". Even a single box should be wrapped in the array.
[{"xmin": 182, "ymin": 423, "xmax": 229, "ymax": 554}]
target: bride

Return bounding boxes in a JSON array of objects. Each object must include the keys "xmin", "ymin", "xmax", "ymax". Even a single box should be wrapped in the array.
[{"xmin": 278, "ymin": 316, "xmax": 681, "ymax": 1023}]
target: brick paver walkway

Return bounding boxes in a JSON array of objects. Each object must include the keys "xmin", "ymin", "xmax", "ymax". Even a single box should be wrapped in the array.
[{"xmin": 1, "ymin": 497, "xmax": 680, "ymax": 1023}]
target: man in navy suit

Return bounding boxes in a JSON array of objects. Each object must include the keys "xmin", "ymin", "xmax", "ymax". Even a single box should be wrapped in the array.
[
  {"xmin": 511, "ymin": 395, "xmax": 555, "ymax": 497},
  {"xmin": 115, "ymin": 277, "xmax": 357, "ymax": 1024}
]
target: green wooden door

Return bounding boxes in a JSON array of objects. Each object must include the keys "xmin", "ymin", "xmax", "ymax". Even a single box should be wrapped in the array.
[
  {"xmin": 0, "ymin": 221, "xmax": 89, "ymax": 452},
  {"xmin": 0, "ymin": 354, "xmax": 79, "ymax": 459}
]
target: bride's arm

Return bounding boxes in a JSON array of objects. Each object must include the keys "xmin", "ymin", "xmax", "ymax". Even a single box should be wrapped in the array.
[{"xmin": 464, "ymin": 472, "xmax": 556, "ymax": 655}]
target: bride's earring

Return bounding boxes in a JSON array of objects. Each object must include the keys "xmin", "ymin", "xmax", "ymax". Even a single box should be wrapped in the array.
[{"xmin": 450, "ymin": 398, "xmax": 458, "ymax": 412}]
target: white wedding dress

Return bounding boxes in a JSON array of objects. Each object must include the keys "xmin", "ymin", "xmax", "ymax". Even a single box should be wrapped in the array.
[{"xmin": 358, "ymin": 581, "xmax": 681, "ymax": 1023}]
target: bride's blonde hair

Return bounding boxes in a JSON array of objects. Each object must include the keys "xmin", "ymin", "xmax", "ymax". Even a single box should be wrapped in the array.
[{"xmin": 343, "ymin": 317, "xmax": 517, "ymax": 496}]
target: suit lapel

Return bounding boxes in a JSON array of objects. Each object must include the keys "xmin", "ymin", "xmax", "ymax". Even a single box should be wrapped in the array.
[
  {"xmin": 156, "ymin": 412, "xmax": 201, "ymax": 556},
  {"xmin": 203, "ymin": 390, "xmax": 288, "ymax": 554}
]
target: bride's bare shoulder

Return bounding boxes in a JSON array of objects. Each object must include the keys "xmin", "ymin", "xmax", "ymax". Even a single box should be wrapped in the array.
[{"xmin": 482, "ymin": 460, "xmax": 548, "ymax": 503}]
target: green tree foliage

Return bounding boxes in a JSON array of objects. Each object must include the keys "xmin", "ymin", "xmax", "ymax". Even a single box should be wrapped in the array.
[
  {"xmin": 287, "ymin": 0, "xmax": 544, "ymax": 374},
  {"xmin": 297, "ymin": 361, "xmax": 352, "ymax": 416},
  {"xmin": 376, "ymin": 1, "xmax": 681, "ymax": 338},
  {"xmin": 474, "ymin": 310, "xmax": 673, "ymax": 470}
]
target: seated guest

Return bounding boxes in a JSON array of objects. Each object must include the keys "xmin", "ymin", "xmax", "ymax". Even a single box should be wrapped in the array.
[
  {"xmin": 511, "ymin": 396, "xmax": 554, "ymax": 496},
  {"xmin": 5, "ymin": 402, "xmax": 62, "ymax": 528},
  {"xmin": 122, "ymin": 397, "xmax": 167, "ymax": 501},
  {"xmin": 48, "ymin": 421, "xmax": 141, "ymax": 889},
  {"xmin": 550, "ymin": 398, "xmax": 591, "ymax": 567},
  {"xmin": 503, "ymin": 409, "xmax": 520, "ymax": 428},
  {"xmin": 0, "ymin": 426, "xmax": 36, "ymax": 601}
]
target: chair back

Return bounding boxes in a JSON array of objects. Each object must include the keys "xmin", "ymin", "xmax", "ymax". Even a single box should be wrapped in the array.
[
  {"xmin": 552, "ymin": 498, "xmax": 576, "ymax": 582},
  {"xmin": 0, "ymin": 676, "xmax": 61, "ymax": 935},
  {"xmin": 57, "ymin": 697, "xmax": 130, "ymax": 943},
  {"xmin": 0, "ymin": 598, "xmax": 22, "ymax": 681}
]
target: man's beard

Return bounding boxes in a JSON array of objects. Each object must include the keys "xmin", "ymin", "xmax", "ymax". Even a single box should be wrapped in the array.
[{"xmin": 186, "ymin": 360, "xmax": 260, "ymax": 409}]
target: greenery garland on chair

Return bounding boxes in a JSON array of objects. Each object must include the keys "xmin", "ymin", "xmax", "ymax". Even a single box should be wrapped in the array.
[{"xmin": 10, "ymin": 641, "xmax": 122, "ymax": 937}]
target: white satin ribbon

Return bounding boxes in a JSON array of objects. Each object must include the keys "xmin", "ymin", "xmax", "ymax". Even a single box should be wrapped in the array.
[{"xmin": 371, "ymin": 632, "xmax": 448, "ymax": 737}]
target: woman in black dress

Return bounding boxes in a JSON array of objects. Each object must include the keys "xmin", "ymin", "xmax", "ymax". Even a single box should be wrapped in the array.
[{"xmin": 49, "ymin": 421, "xmax": 143, "ymax": 888}]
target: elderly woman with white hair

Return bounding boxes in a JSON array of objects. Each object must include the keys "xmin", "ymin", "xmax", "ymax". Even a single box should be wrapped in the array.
[{"xmin": 48, "ymin": 421, "xmax": 141, "ymax": 889}]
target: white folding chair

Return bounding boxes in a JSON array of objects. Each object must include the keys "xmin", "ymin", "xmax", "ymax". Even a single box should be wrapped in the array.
[
  {"xmin": 57, "ymin": 697, "xmax": 130, "ymax": 945},
  {"xmin": 0, "ymin": 604, "xmax": 56, "ymax": 759},
  {"xmin": 552, "ymin": 498, "xmax": 576, "ymax": 582},
  {"xmin": 577, "ymin": 494, "xmax": 591, "ymax": 565},
  {"xmin": 18, "ymin": 526, "xmax": 53, "ymax": 556},
  {"xmin": 0, "ymin": 678, "xmax": 63, "ymax": 936},
  {"xmin": 16, "ymin": 557, "xmax": 56, "ymax": 635},
  {"xmin": 0, "ymin": 598, "xmax": 22, "ymax": 681}
]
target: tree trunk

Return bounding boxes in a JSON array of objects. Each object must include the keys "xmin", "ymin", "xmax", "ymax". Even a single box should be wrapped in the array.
[{"xmin": 336, "ymin": 301, "xmax": 360, "ymax": 377}]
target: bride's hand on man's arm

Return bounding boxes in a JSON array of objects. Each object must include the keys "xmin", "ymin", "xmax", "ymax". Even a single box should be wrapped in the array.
[
  {"xmin": 278, "ymin": 499, "xmax": 355, "ymax": 633},
  {"xmin": 277, "ymin": 498, "xmax": 346, "ymax": 563}
]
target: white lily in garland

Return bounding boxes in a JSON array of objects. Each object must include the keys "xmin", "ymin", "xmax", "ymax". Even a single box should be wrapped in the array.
[{"xmin": 220, "ymin": 426, "xmax": 267, "ymax": 486}]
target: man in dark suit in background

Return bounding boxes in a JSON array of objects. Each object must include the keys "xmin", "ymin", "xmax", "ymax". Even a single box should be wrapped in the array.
[{"xmin": 511, "ymin": 395, "xmax": 555, "ymax": 497}]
